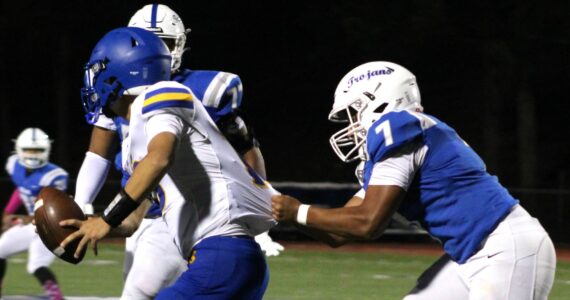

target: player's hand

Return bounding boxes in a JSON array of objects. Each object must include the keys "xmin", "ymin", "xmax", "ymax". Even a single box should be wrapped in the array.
[
  {"xmin": 271, "ymin": 194, "xmax": 301, "ymax": 223},
  {"xmin": 2, "ymin": 214, "xmax": 19, "ymax": 232},
  {"xmin": 59, "ymin": 217, "xmax": 111, "ymax": 258},
  {"xmin": 255, "ymin": 231, "xmax": 285, "ymax": 257}
]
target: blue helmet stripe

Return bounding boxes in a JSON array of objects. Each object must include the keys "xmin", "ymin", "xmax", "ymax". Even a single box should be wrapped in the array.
[{"xmin": 151, "ymin": 4, "xmax": 158, "ymax": 27}]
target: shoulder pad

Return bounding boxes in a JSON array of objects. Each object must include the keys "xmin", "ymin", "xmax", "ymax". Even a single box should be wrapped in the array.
[
  {"xmin": 5, "ymin": 154, "xmax": 18, "ymax": 175},
  {"xmin": 366, "ymin": 111, "xmax": 424, "ymax": 163},
  {"xmin": 141, "ymin": 81, "xmax": 195, "ymax": 116},
  {"xmin": 40, "ymin": 166, "xmax": 69, "ymax": 191},
  {"xmin": 175, "ymin": 70, "xmax": 242, "ymax": 122}
]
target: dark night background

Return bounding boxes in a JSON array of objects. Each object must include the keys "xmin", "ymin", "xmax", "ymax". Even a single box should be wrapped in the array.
[{"xmin": 0, "ymin": 1, "xmax": 569, "ymax": 193}]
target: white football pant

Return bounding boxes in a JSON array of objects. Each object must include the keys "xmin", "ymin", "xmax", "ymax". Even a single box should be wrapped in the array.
[
  {"xmin": 121, "ymin": 217, "xmax": 187, "ymax": 300},
  {"xmin": 0, "ymin": 223, "xmax": 56, "ymax": 273},
  {"xmin": 404, "ymin": 205, "xmax": 556, "ymax": 300}
]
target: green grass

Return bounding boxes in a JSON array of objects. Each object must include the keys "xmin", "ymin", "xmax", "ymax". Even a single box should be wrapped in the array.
[
  {"xmin": 4, "ymin": 243, "xmax": 125, "ymax": 297},
  {"xmin": 3, "ymin": 244, "xmax": 570, "ymax": 299}
]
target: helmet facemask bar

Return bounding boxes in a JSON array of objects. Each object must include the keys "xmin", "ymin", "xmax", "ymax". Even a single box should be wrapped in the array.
[
  {"xmin": 81, "ymin": 61, "xmax": 105, "ymax": 124},
  {"xmin": 14, "ymin": 128, "xmax": 52, "ymax": 169},
  {"xmin": 128, "ymin": 4, "xmax": 190, "ymax": 72},
  {"xmin": 329, "ymin": 97, "xmax": 370, "ymax": 163},
  {"xmin": 81, "ymin": 60, "xmax": 123, "ymax": 124},
  {"xmin": 16, "ymin": 148, "xmax": 50, "ymax": 169},
  {"xmin": 158, "ymin": 31, "xmax": 188, "ymax": 72}
]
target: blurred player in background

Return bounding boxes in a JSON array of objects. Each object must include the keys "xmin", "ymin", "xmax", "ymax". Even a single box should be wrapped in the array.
[
  {"xmin": 272, "ymin": 61, "xmax": 556, "ymax": 299},
  {"xmin": 63, "ymin": 26, "xmax": 276, "ymax": 299},
  {"xmin": 0, "ymin": 128, "xmax": 68, "ymax": 300},
  {"xmin": 73, "ymin": 3, "xmax": 282, "ymax": 299}
]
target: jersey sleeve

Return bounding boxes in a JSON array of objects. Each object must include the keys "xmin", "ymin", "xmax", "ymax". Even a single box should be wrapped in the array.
[
  {"xmin": 145, "ymin": 113, "xmax": 185, "ymax": 145},
  {"xmin": 179, "ymin": 70, "xmax": 243, "ymax": 122},
  {"xmin": 209, "ymin": 72, "xmax": 243, "ymax": 120},
  {"xmin": 366, "ymin": 142, "xmax": 425, "ymax": 190},
  {"xmin": 366, "ymin": 111, "xmax": 424, "ymax": 164},
  {"xmin": 141, "ymin": 82, "xmax": 196, "ymax": 121}
]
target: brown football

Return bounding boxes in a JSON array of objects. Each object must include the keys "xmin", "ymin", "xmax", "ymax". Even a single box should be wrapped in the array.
[{"xmin": 34, "ymin": 187, "xmax": 87, "ymax": 264}]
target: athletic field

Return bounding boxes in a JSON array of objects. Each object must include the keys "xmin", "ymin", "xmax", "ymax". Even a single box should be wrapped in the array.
[{"xmin": 3, "ymin": 241, "xmax": 570, "ymax": 299}]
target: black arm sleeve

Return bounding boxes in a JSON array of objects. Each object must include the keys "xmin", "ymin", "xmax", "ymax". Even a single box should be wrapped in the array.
[{"xmin": 216, "ymin": 110, "xmax": 260, "ymax": 155}]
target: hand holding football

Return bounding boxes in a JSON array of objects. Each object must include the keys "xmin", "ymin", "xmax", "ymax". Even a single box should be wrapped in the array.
[{"xmin": 34, "ymin": 187, "xmax": 87, "ymax": 264}]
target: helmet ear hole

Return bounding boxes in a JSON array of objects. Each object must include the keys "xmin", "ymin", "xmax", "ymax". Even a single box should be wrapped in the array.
[
  {"xmin": 131, "ymin": 37, "xmax": 139, "ymax": 47},
  {"xmin": 374, "ymin": 103, "xmax": 388, "ymax": 114}
]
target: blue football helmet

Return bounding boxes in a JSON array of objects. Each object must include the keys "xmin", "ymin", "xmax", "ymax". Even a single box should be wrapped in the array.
[{"xmin": 81, "ymin": 26, "xmax": 171, "ymax": 124}]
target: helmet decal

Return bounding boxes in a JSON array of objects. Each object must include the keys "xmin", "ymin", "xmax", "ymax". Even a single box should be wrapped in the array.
[{"xmin": 329, "ymin": 61, "xmax": 423, "ymax": 163}]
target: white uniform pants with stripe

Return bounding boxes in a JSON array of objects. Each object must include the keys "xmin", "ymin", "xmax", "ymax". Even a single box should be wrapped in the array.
[
  {"xmin": 121, "ymin": 217, "xmax": 187, "ymax": 300},
  {"xmin": 0, "ymin": 223, "xmax": 55, "ymax": 273},
  {"xmin": 404, "ymin": 205, "xmax": 556, "ymax": 300}
]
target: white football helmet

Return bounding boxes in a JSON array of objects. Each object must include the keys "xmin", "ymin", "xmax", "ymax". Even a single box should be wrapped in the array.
[
  {"xmin": 329, "ymin": 61, "xmax": 422, "ymax": 162},
  {"xmin": 14, "ymin": 128, "xmax": 52, "ymax": 169},
  {"xmin": 128, "ymin": 4, "xmax": 189, "ymax": 72}
]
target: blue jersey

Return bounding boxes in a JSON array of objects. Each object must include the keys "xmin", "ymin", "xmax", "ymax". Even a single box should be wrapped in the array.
[
  {"xmin": 115, "ymin": 69, "xmax": 243, "ymax": 217},
  {"xmin": 362, "ymin": 111, "xmax": 517, "ymax": 263},
  {"xmin": 5, "ymin": 154, "xmax": 68, "ymax": 215}
]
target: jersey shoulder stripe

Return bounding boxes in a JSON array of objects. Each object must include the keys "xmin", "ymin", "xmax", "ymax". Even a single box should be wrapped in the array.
[
  {"xmin": 142, "ymin": 86, "xmax": 194, "ymax": 115},
  {"xmin": 173, "ymin": 69, "xmax": 243, "ymax": 121},
  {"xmin": 366, "ymin": 110, "xmax": 426, "ymax": 164},
  {"xmin": 39, "ymin": 166, "xmax": 69, "ymax": 189}
]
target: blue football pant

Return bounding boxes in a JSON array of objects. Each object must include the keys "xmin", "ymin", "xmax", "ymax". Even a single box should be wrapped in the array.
[{"xmin": 156, "ymin": 235, "xmax": 269, "ymax": 300}]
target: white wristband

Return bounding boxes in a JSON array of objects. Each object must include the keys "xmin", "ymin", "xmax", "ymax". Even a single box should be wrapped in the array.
[{"xmin": 296, "ymin": 204, "xmax": 311, "ymax": 225}]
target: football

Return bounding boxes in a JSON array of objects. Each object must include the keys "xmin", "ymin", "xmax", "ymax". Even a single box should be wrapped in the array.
[{"xmin": 34, "ymin": 187, "xmax": 87, "ymax": 264}]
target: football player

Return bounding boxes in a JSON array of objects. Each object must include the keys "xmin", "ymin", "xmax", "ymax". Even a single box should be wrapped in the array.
[
  {"xmin": 272, "ymin": 61, "xmax": 557, "ymax": 299},
  {"xmin": 63, "ymin": 26, "xmax": 276, "ymax": 299},
  {"xmin": 73, "ymin": 4, "xmax": 283, "ymax": 299},
  {"xmin": 0, "ymin": 128, "xmax": 68, "ymax": 300}
]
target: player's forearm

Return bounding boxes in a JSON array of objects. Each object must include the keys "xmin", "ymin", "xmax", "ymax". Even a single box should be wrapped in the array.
[
  {"xmin": 306, "ymin": 205, "xmax": 387, "ymax": 240},
  {"xmin": 294, "ymin": 223, "xmax": 352, "ymax": 247},
  {"xmin": 108, "ymin": 200, "xmax": 150, "ymax": 237},
  {"xmin": 75, "ymin": 152, "xmax": 111, "ymax": 205},
  {"xmin": 124, "ymin": 132, "xmax": 177, "ymax": 202},
  {"xmin": 124, "ymin": 153, "xmax": 171, "ymax": 202},
  {"xmin": 306, "ymin": 186, "xmax": 403, "ymax": 239}
]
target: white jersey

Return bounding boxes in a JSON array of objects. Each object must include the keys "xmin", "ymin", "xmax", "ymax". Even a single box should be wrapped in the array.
[{"xmin": 122, "ymin": 81, "xmax": 277, "ymax": 258}]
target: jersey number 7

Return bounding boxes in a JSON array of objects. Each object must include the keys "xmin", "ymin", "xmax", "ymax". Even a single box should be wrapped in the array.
[{"xmin": 374, "ymin": 120, "xmax": 393, "ymax": 146}]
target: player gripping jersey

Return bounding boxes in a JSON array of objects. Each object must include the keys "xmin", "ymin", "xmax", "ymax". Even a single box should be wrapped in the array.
[{"xmin": 272, "ymin": 61, "xmax": 556, "ymax": 299}]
